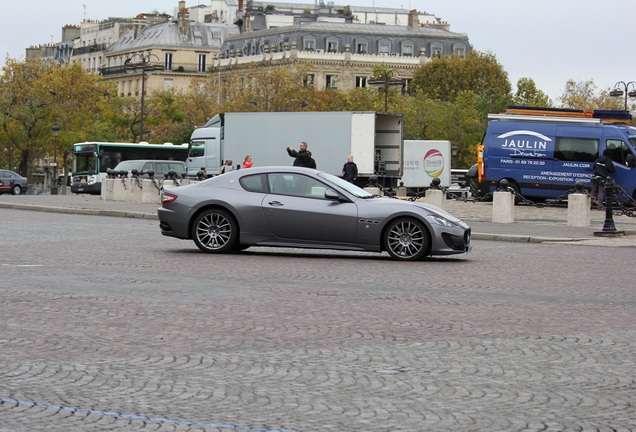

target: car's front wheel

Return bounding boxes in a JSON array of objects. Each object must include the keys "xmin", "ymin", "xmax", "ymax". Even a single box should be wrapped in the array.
[
  {"xmin": 384, "ymin": 218, "xmax": 430, "ymax": 261},
  {"xmin": 192, "ymin": 209, "xmax": 237, "ymax": 253},
  {"xmin": 11, "ymin": 184, "xmax": 22, "ymax": 195}
]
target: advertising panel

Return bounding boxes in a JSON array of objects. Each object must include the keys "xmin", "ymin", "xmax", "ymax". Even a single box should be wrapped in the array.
[{"xmin": 400, "ymin": 140, "xmax": 451, "ymax": 187}]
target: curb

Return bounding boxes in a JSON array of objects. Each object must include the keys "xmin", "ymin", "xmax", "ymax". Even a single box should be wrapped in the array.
[{"xmin": 0, "ymin": 202, "xmax": 157, "ymax": 220}]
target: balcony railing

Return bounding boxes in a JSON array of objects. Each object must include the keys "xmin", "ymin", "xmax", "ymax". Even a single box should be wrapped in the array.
[{"xmin": 99, "ymin": 63, "xmax": 210, "ymax": 76}]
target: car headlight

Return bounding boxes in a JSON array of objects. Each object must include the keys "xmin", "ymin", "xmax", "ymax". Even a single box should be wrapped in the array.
[
  {"xmin": 88, "ymin": 176, "xmax": 96, "ymax": 185},
  {"xmin": 427, "ymin": 214, "xmax": 458, "ymax": 228}
]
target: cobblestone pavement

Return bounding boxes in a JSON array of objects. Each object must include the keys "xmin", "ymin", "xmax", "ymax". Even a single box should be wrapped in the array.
[{"xmin": 0, "ymin": 210, "xmax": 635, "ymax": 431}]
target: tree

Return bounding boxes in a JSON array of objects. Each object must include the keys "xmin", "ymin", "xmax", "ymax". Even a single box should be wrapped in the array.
[
  {"xmin": 0, "ymin": 58, "xmax": 113, "ymax": 178},
  {"xmin": 411, "ymin": 51, "xmax": 512, "ymax": 116},
  {"xmin": 512, "ymin": 78, "xmax": 552, "ymax": 107},
  {"xmin": 558, "ymin": 79, "xmax": 632, "ymax": 114}
]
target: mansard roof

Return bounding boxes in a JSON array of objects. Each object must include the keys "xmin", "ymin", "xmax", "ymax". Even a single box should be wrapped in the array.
[
  {"xmin": 227, "ymin": 21, "xmax": 468, "ymax": 42},
  {"xmin": 107, "ymin": 21, "xmax": 240, "ymax": 54}
]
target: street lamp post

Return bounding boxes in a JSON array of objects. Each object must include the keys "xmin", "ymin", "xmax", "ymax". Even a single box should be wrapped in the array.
[
  {"xmin": 609, "ymin": 81, "xmax": 636, "ymax": 110},
  {"xmin": 51, "ymin": 123, "xmax": 60, "ymax": 195},
  {"xmin": 367, "ymin": 70, "xmax": 404, "ymax": 113},
  {"xmin": 125, "ymin": 53, "xmax": 163, "ymax": 142}
]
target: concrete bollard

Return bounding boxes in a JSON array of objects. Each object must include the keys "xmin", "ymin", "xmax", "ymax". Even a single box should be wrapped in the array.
[
  {"xmin": 567, "ymin": 193, "xmax": 590, "ymax": 227},
  {"xmin": 112, "ymin": 178, "xmax": 130, "ymax": 202},
  {"xmin": 102, "ymin": 178, "xmax": 114, "ymax": 200},
  {"xmin": 128, "ymin": 178, "xmax": 143, "ymax": 203},
  {"xmin": 425, "ymin": 189, "xmax": 445, "ymax": 209},
  {"xmin": 141, "ymin": 179, "xmax": 161, "ymax": 204},
  {"xmin": 364, "ymin": 187, "xmax": 382, "ymax": 196},
  {"xmin": 396, "ymin": 186, "xmax": 407, "ymax": 198},
  {"xmin": 492, "ymin": 190, "xmax": 515, "ymax": 223}
]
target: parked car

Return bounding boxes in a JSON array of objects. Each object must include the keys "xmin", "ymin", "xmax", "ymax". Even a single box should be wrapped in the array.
[
  {"xmin": 158, "ymin": 166, "xmax": 471, "ymax": 261},
  {"xmin": 0, "ymin": 169, "xmax": 28, "ymax": 195},
  {"xmin": 112, "ymin": 160, "xmax": 187, "ymax": 178}
]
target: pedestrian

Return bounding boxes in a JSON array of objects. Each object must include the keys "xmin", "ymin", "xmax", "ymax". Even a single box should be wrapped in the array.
[
  {"xmin": 220, "ymin": 160, "xmax": 234, "ymax": 174},
  {"xmin": 342, "ymin": 154, "xmax": 358, "ymax": 182},
  {"xmin": 286, "ymin": 141, "xmax": 312, "ymax": 167},
  {"xmin": 307, "ymin": 151, "xmax": 317, "ymax": 169},
  {"xmin": 591, "ymin": 149, "xmax": 616, "ymax": 210},
  {"xmin": 243, "ymin": 155, "xmax": 253, "ymax": 168}
]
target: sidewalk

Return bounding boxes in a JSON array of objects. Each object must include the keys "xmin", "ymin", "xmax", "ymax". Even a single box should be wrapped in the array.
[{"xmin": 2, "ymin": 193, "xmax": 636, "ymax": 247}]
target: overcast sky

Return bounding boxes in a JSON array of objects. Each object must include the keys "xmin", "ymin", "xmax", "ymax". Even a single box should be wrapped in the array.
[{"xmin": 2, "ymin": 0, "xmax": 634, "ymax": 103}]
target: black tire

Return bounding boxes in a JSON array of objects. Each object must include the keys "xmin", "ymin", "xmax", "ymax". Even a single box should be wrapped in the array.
[
  {"xmin": 11, "ymin": 184, "xmax": 22, "ymax": 195},
  {"xmin": 191, "ymin": 209, "xmax": 238, "ymax": 253},
  {"xmin": 384, "ymin": 218, "xmax": 430, "ymax": 261},
  {"xmin": 468, "ymin": 177, "xmax": 480, "ymax": 198}
]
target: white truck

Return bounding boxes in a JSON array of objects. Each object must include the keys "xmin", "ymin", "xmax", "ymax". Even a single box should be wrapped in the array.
[{"xmin": 186, "ymin": 111, "xmax": 404, "ymax": 186}]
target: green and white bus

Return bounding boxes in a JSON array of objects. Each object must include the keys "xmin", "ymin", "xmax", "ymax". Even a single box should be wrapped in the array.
[{"xmin": 71, "ymin": 142, "xmax": 189, "ymax": 194}]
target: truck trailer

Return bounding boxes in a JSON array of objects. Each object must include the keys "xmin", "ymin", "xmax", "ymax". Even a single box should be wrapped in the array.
[{"xmin": 186, "ymin": 111, "xmax": 404, "ymax": 186}]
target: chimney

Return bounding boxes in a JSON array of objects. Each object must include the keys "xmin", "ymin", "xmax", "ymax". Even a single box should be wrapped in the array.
[
  {"xmin": 408, "ymin": 9, "xmax": 419, "ymax": 29},
  {"xmin": 178, "ymin": 1, "xmax": 190, "ymax": 36}
]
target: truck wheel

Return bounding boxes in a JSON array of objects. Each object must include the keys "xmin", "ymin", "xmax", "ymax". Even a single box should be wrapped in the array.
[
  {"xmin": 468, "ymin": 177, "xmax": 480, "ymax": 198},
  {"xmin": 192, "ymin": 209, "xmax": 237, "ymax": 253}
]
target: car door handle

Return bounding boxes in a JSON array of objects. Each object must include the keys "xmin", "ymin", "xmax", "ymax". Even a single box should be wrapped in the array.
[{"xmin": 268, "ymin": 201, "xmax": 284, "ymax": 206}]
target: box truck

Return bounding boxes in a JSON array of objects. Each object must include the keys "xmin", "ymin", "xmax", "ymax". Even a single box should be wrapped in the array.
[{"xmin": 186, "ymin": 111, "xmax": 404, "ymax": 186}]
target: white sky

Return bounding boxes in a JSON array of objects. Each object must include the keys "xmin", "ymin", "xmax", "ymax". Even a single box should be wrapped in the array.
[{"xmin": 2, "ymin": 0, "xmax": 635, "ymax": 102}]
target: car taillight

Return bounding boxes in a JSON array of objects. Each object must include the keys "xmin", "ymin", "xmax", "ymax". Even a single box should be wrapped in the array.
[{"xmin": 161, "ymin": 191, "xmax": 178, "ymax": 204}]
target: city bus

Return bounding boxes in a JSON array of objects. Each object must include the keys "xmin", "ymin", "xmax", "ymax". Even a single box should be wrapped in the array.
[{"xmin": 70, "ymin": 142, "xmax": 189, "ymax": 194}]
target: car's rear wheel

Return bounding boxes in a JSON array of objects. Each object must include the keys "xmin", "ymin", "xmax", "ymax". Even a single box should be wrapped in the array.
[
  {"xmin": 192, "ymin": 209, "xmax": 237, "ymax": 253},
  {"xmin": 384, "ymin": 218, "xmax": 430, "ymax": 261},
  {"xmin": 11, "ymin": 184, "xmax": 22, "ymax": 195}
]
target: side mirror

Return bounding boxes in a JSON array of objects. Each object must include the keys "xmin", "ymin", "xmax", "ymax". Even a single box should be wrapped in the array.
[
  {"xmin": 324, "ymin": 189, "xmax": 340, "ymax": 200},
  {"xmin": 626, "ymin": 154, "xmax": 636, "ymax": 168}
]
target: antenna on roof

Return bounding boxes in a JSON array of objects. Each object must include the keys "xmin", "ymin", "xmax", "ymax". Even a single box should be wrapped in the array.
[{"xmin": 82, "ymin": 4, "xmax": 86, "ymax": 21}]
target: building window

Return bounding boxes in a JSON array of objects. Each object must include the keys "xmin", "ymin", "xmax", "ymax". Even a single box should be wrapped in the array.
[
  {"xmin": 355, "ymin": 76, "xmax": 367, "ymax": 88},
  {"xmin": 431, "ymin": 45, "xmax": 443, "ymax": 57},
  {"xmin": 197, "ymin": 54, "xmax": 207, "ymax": 72},
  {"xmin": 164, "ymin": 53, "xmax": 173, "ymax": 71},
  {"xmin": 326, "ymin": 74, "xmax": 338, "ymax": 89},
  {"xmin": 304, "ymin": 74, "xmax": 315, "ymax": 87},
  {"xmin": 453, "ymin": 45, "xmax": 466, "ymax": 57},
  {"xmin": 378, "ymin": 42, "xmax": 391, "ymax": 56},
  {"xmin": 326, "ymin": 40, "xmax": 339, "ymax": 53},
  {"xmin": 355, "ymin": 42, "xmax": 368, "ymax": 54},
  {"xmin": 163, "ymin": 78, "xmax": 173, "ymax": 90},
  {"xmin": 401, "ymin": 44, "xmax": 414, "ymax": 57}
]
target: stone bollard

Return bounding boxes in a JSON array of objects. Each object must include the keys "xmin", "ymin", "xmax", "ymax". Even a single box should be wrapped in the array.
[
  {"xmin": 128, "ymin": 178, "xmax": 143, "ymax": 203},
  {"xmin": 425, "ymin": 189, "xmax": 445, "ymax": 209},
  {"xmin": 141, "ymin": 179, "xmax": 161, "ymax": 204},
  {"xmin": 396, "ymin": 185, "xmax": 407, "ymax": 198},
  {"xmin": 492, "ymin": 190, "xmax": 515, "ymax": 223},
  {"xmin": 112, "ymin": 178, "xmax": 130, "ymax": 202},
  {"xmin": 180, "ymin": 178, "xmax": 190, "ymax": 186},
  {"xmin": 364, "ymin": 187, "xmax": 382, "ymax": 196},
  {"xmin": 102, "ymin": 178, "xmax": 114, "ymax": 201},
  {"xmin": 567, "ymin": 193, "xmax": 590, "ymax": 227}
]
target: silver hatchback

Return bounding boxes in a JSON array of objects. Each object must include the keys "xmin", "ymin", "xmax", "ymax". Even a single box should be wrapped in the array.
[{"xmin": 158, "ymin": 166, "xmax": 471, "ymax": 261}]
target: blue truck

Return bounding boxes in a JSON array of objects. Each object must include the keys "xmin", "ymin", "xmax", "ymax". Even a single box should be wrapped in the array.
[{"xmin": 467, "ymin": 107, "xmax": 636, "ymax": 201}]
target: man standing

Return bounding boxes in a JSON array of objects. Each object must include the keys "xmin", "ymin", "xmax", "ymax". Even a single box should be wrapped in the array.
[
  {"xmin": 287, "ymin": 141, "xmax": 311, "ymax": 167},
  {"xmin": 342, "ymin": 154, "xmax": 358, "ymax": 182}
]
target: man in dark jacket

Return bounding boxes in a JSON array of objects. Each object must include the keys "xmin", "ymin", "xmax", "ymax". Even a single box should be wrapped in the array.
[
  {"xmin": 342, "ymin": 154, "xmax": 358, "ymax": 183},
  {"xmin": 286, "ymin": 141, "xmax": 311, "ymax": 167},
  {"xmin": 591, "ymin": 149, "xmax": 616, "ymax": 209}
]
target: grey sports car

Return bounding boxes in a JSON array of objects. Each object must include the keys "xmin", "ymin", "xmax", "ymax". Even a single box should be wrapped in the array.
[{"xmin": 157, "ymin": 166, "xmax": 471, "ymax": 261}]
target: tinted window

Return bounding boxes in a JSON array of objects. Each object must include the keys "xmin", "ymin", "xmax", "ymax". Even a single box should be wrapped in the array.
[
  {"xmin": 605, "ymin": 139, "xmax": 633, "ymax": 166},
  {"xmin": 554, "ymin": 137, "xmax": 598, "ymax": 162},
  {"xmin": 240, "ymin": 174, "xmax": 267, "ymax": 193}
]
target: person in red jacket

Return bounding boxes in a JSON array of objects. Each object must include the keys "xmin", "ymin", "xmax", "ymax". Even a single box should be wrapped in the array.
[{"xmin": 243, "ymin": 155, "xmax": 253, "ymax": 168}]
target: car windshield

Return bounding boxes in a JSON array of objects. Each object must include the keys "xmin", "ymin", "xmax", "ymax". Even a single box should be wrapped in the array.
[{"xmin": 317, "ymin": 172, "xmax": 374, "ymax": 198}]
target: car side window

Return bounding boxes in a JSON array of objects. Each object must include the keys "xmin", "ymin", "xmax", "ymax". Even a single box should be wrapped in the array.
[
  {"xmin": 268, "ymin": 173, "xmax": 328, "ymax": 199},
  {"xmin": 240, "ymin": 174, "xmax": 267, "ymax": 193},
  {"xmin": 142, "ymin": 162, "xmax": 153, "ymax": 173}
]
